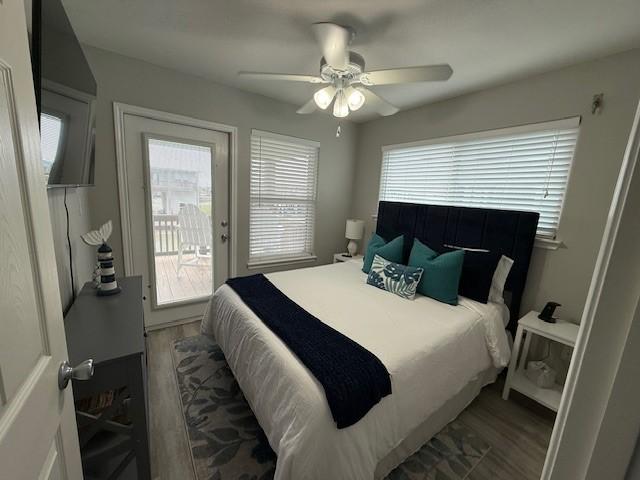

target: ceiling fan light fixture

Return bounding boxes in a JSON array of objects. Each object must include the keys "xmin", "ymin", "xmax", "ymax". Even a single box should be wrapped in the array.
[
  {"xmin": 333, "ymin": 90, "xmax": 349, "ymax": 118},
  {"xmin": 313, "ymin": 85, "xmax": 336, "ymax": 110},
  {"xmin": 346, "ymin": 86, "xmax": 365, "ymax": 111},
  {"xmin": 240, "ymin": 23, "xmax": 453, "ymax": 119}
]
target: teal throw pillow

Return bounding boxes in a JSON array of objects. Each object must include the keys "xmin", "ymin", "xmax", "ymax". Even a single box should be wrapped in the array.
[
  {"xmin": 362, "ymin": 234, "xmax": 404, "ymax": 273},
  {"xmin": 366, "ymin": 254, "xmax": 424, "ymax": 300},
  {"xmin": 408, "ymin": 239, "xmax": 464, "ymax": 305}
]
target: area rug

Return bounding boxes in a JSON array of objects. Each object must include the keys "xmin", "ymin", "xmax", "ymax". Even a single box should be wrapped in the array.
[{"xmin": 172, "ymin": 335, "xmax": 491, "ymax": 480}]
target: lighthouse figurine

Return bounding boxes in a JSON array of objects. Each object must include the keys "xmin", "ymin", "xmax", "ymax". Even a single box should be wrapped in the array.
[{"xmin": 82, "ymin": 220, "xmax": 121, "ymax": 296}]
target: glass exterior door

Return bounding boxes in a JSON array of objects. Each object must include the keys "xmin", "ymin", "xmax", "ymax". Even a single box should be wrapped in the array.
[
  {"xmin": 122, "ymin": 112, "xmax": 229, "ymax": 327},
  {"xmin": 146, "ymin": 137, "xmax": 214, "ymax": 306}
]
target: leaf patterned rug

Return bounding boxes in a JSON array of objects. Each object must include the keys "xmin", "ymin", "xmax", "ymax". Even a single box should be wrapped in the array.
[{"xmin": 172, "ymin": 335, "xmax": 491, "ymax": 480}]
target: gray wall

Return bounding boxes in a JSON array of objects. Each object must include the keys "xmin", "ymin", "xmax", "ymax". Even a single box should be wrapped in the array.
[
  {"xmin": 83, "ymin": 46, "xmax": 357, "ymax": 278},
  {"xmin": 47, "ymin": 187, "xmax": 95, "ymax": 311},
  {"xmin": 628, "ymin": 435, "xmax": 640, "ymax": 479},
  {"xmin": 42, "ymin": 27, "xmax": 96, "ymax": 311},
  {"xmin": 49, "ymin": 45, "xmax": 640, "ymax": 328},
  {"xmin": 350, "ymin": 48, "xmax": 640, "ymax": 323}
]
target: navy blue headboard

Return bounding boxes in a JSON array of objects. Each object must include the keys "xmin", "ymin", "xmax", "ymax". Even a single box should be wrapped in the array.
[{"xmin": 376, "ymin": 201, "xmax": 539, "ymax": 332}]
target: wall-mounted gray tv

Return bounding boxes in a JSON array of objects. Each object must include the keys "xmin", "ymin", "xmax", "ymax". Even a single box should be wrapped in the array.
[{"xmin": 32, "ymin": 0, "xmax": 97, "ymax": 187}]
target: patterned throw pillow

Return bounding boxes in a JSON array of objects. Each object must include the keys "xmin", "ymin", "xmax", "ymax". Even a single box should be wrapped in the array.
[{"xmin": 366, "ymin": 254, "xmax": 424, "ymax": 300}]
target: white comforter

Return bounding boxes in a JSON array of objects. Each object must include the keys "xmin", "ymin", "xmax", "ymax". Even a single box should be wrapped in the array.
[{"xmin": 202, "ymin": 260, "xmax": 510, "ymax": 480}]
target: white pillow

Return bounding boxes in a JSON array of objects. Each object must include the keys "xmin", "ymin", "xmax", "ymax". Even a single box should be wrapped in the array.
[{"xmin": 488, "ymin": 255, "xmax": 514, "ymax": 304}]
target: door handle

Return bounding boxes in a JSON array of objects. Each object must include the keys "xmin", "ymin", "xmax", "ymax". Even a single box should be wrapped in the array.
[
  {"xmin": 58, "ymin": 359, "xmax": 94, "ymax": 390},
  {"xmin": 221, "ymin": 234, "xmax": 229, "ymax": 243}
]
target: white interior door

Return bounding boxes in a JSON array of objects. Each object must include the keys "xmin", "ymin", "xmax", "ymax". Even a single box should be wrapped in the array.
[
  {"xmin": 121, "ymin": 112, "xmax": 230, "ymax": 327},
  {"xmin": 0, "ymin": 0, "xmax": 83, "ymax": 478}
]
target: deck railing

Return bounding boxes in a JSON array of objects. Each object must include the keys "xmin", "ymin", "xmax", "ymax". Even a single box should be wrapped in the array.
[{"xmin": 153, "ymin": 214, "xmax": 180, "ymax": 255}]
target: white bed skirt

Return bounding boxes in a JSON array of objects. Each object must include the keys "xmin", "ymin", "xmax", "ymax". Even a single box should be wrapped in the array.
[{"xmin": 374, "ymin": 366, "xmax": 498, "ymax": 478}]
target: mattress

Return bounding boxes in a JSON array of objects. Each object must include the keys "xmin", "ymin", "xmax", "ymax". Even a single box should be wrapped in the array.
[{"xmin": 201, "ymin": 259, "xmax": 511, "ymax": 479}]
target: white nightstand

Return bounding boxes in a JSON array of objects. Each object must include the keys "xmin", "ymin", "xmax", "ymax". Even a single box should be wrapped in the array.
[
  {"xmin": 502, "ymin": 310, "xmax": 579, "ymax": 411},
  {"xmin": 333, "ymin": 253, "xmax": 363, "ymax": 263}
]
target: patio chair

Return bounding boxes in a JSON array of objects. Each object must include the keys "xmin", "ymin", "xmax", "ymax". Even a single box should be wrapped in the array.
[{"xmin": 177, "ymin": 203, "xmax": 212, "ymax": 275}]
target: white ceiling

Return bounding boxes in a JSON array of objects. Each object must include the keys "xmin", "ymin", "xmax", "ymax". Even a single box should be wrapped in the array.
[{"xmin": 63, "ymin": 0, "xmax": 640, "ymax": 122}]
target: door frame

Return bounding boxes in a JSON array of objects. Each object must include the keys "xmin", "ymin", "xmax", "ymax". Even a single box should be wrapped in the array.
[
  {"xmin": 541, "ymin": 100, "xmax": 640, "ymax": 479},
  {"xmin": 113, "ymin": 102, "xmax": 238, "ymax": 282}
]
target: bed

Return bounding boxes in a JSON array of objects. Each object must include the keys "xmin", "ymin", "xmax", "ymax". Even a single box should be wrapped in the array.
[{"xmin": 201, "ymin": 202, "xmax": 539, "ymax": 479}]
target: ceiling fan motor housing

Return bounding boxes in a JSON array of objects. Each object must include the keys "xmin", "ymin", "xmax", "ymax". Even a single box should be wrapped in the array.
[{"xmin": 320, "ymin": 52, "xmax": 365, "ymax": 81}]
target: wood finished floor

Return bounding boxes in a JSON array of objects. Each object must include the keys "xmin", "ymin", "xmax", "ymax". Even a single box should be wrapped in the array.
[
  {"xmin": 154, "ymin": 254, "xmax": 212, "ymax": 305},
  {"xmin": 148, "ymin": 322, "xmax": 555, "ymax": 480}
]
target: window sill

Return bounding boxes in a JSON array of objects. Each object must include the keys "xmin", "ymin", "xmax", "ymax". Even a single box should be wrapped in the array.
[
  {"xmin": 534, "ymin": 237, "xmax": 564, "ymax": 250},
  {"xmin": 247, "ymin": 255, "xmax": 318, "ymax": 270}
]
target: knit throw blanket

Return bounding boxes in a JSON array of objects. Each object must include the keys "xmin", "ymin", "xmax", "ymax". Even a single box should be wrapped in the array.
[{"xmin": 226, "ymin": 274, "xmax": 392, "ymax": 428}]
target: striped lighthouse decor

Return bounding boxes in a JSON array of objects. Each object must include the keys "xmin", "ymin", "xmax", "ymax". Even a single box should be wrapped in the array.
[{"xmin": 82, "ymin": 220, "xmax": 121, "ymax": 296}]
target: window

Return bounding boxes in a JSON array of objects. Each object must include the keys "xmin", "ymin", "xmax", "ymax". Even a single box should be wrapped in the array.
[
  {"xmin": 40, "ymin": 112, "xmax": 64, "ymax": 180},
  {"xmin": 249, "ymin": 130, "xmax": 319, "ymax": 266},
  {"xmin": 379, "ymin": 118, "xmax": 579, "ymax": 238}
]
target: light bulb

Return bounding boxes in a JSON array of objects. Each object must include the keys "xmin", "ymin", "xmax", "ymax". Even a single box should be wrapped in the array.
[
  {"xmin": 313, "ymin": 85, "xmax": 336, "ymax": 110},
  {"xmin": 333, "ymin": 90, "xmax": 349, "ymax": 118},
  {"xmin": 346, "ymin": 86, "xmax": 365, "ymax": 111}
]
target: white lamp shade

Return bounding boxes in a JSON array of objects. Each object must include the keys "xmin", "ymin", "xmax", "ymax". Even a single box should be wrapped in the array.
[
  {"xmin": 333, "ymin": 90, "xmax": 349, "ymax": 118},
  {"xmin": 345, "ymin": 219, "xmax": 365, "ymax": 240},
  {"xmin": 313, "ymin": 85, "xmax": 337, "ymax": 110},
  {"xmin": 346, "ymin": 86, "xmax": 365, "ymax": 111}
]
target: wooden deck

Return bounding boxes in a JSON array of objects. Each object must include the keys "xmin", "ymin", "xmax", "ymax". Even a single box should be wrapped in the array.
[{"xmin": 154, "ymin": 254, "xmax": 212, "ymax": 305}]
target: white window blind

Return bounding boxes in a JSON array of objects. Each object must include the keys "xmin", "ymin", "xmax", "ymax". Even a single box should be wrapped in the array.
[
  {"xmin": 40, "ymin": 112, "xmax": 64, "ymax": 178},
  {"xmin": 249, "ymin": 130, "xmax": 319, "ymax": 265},
  {"xmin": 379, "ymin": 118, "xmax": 580, "ymax": 238}
]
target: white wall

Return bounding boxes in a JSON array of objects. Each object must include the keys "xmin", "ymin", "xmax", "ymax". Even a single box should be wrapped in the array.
[
  {"xmin": 47, "ymin": 187, "xmax": 95, "ymax": 311},
  {"xmin": 83, "ymin": 46, "xmax": 357, "ymax": 279},
  {"xmin": 350, "ymin": 48, "xmax": 640, "ymax": 324}
]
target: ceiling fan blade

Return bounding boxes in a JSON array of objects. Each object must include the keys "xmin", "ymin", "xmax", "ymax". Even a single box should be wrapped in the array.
[
  {"xmin": 312, "ymin": 22, "xmax": 350, "ymax": 71},
  {"xmin": 238, "ymin": 72, "xmax": 324, "ymax": 83},
  {"xmin": 361, "ymin": 65, "xmax": 453, "ymax": 86},
  {"xmin": 361, "ymin": 88, "xmax": 399, "ymax": 116},
  {"xmin": 296, "ymin": 98, "xmax": 317, "ymax": 115}
]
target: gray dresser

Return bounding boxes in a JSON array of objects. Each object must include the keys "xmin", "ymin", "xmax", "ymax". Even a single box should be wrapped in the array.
[{"xmin": 64, "ymin": 276, "xmax": 150, "ymax": 480}]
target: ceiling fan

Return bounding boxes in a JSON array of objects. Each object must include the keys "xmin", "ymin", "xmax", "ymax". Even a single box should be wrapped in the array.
[{"xmin": 238, "ymin": 22, "xmax": 453, "ymax": 118}]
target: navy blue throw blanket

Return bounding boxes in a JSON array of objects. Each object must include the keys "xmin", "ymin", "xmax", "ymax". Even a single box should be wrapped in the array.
[{"xmin": 226, "ymin": 274, "xmax": 392, "ymax": 428}]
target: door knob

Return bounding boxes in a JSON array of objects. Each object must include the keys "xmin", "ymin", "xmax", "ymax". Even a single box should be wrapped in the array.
[
  {"xmin": 221, "ymin": 233, "xmax": 229, "ymax": 243},
  {"xmin": 58, "ymin": 359, "xmax": 94, "ymax": 390}
]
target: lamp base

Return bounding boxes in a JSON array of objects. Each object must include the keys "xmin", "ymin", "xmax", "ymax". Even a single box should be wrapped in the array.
[{"xmin": 347, "ymin": 239, "xmax": 358, "ymax": 257}]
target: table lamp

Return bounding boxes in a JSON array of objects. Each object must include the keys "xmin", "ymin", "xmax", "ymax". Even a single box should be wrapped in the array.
[{"xmin": 345, "ymin": 219, "xmax": 365, "ymax": 257}]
